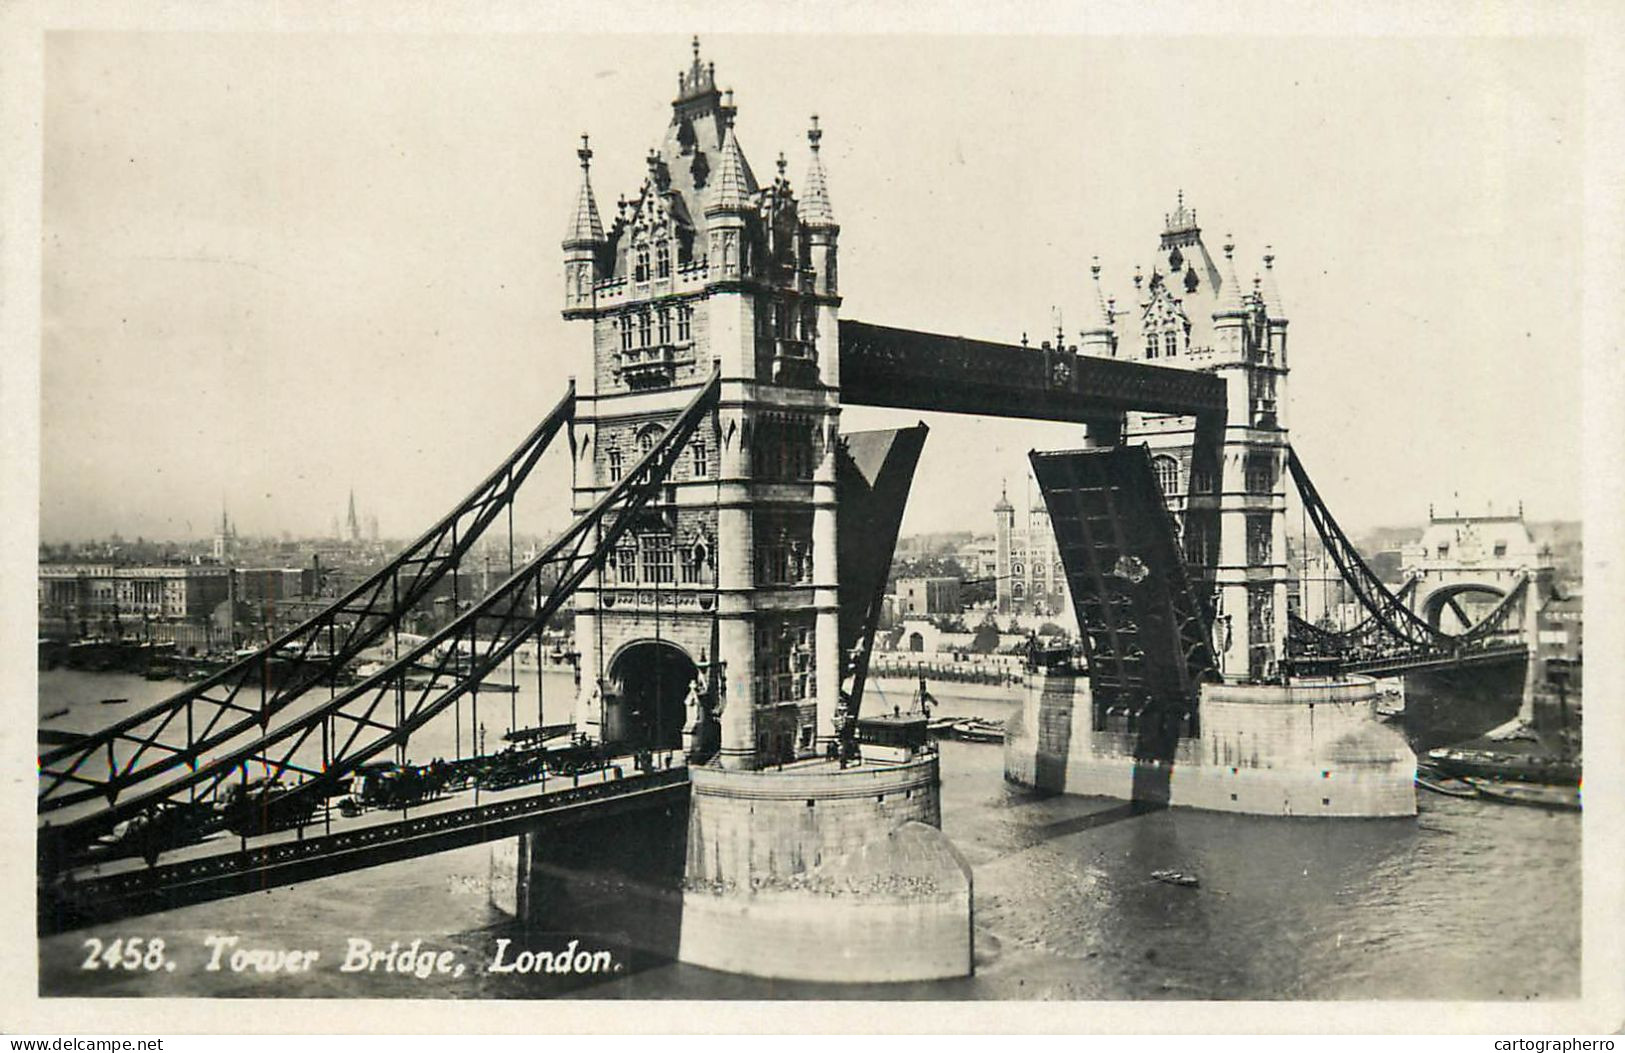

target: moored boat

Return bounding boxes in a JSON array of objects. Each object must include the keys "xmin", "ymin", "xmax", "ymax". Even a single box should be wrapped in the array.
[
  {"xmin": 1466, "ymin": 778, "xmax": 1580, "ymax": 811},
  {"xmin": 1415, "ymin": 768, "xmax": 1481, "ymax": 798},
  {"xmin": 954, "ymin": 718, "xmax": 1005, "ymax": 743},
  {"xmin": 1150, "ymin": 869, "xmax": 1200, "ymax": 888},
  {"xmin": 1425, "ymin": 746, "xmax": 1581, "ymax": 786}
]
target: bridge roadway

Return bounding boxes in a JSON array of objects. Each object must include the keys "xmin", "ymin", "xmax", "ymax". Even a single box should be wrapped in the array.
[
  {"xmin": 40, "ymin": 751, "xmax": 689, "ymax": 934},
  {"xmin": 1338, "ymin": 643, "xmax": 1529, "ymax": 677}
]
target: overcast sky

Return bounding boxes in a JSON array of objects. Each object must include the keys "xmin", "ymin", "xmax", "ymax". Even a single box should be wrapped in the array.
[{"xmin": 39, "ymin": 31, "xmax": 1584, "ymax": 542}]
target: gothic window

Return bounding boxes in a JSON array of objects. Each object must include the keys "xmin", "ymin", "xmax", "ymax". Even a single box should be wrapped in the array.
[
  {"xmin": 1012, "ymin": 561, "xmax": 1024, "ymax": 576},
  {"xmin": 637, "ymin": 424, "xmax": 664, "ymax": 457},
  {"xmin": 1144, "ymin": 333, "xmax": 1158, "ymax": 359},
  {"xmin": 640, "ymin": 532, "xmax": 674, "ymax": 585},
  {"xmin": 638, "ymin": 311, "xmax": 652, "ymax": 347},
  {"xmin": 607, "ymin": 448, "xmax": 624, "ymax": 482},
  {"xmin": 1153, "ymin": 455, "xmax": 1181, "ymax": 497},
  {"xmin": 635, "ymin": 244, "xmax": 651, "ymax": 283},
  {"xmin": 618, "ymin": 315, "xmax": 633, "ymax": 352},
  {"xmin": 690, "ymin": 440, "xmax": 706, "ymax": 478},
  {"xmin": 658, "ymin": 307, "xmax": 672, "ymax": 344},
  {"xmin": 1245, "ymin": 453, "xmax": 1275, "ymax": 495},
  {"xmin": 682, "ymin": 538, "xmax": 711, "ymax": 585},
  {"xmin": 1437, "ymin": 543, "xmax": 1449, "ymax": 558},
  {"xmin": 1055, "ymin": 561, "xmax": 1066, "ymax": 579},
  {"xmin": 656, "ymin": 241, "xmax": 671, "ymax": 279},
  {"xmin": 1163, "ymin": 331, "xmax": 1178, "ymax": 358},
  {"xmin": 755, "ymin": 621, "xmax": 814, "ymax": 706},
  {"xmin": 1246, "ymin": 513, "xmax": 1273, "ymax": 566},
  {"xmin": 613, "ymin": 542, "xmax": 638, "ymax": 584},
  {"xmin": 574, "ymin": 267, "xmax": 587, "ymax": 299},
  {"xmin": 800, "ymin": 305, "xmax": 817, "ymax": 343},
  {"xmin": 677, "ymin": 304, "xmax": 693, "ymax": 343},
  {"xmin": 1012, "ymin": 582, "xmax": 1026, "ymax": 601},
  {"xmin": 1191, "ymin": 466, "xmax": 1214, "ymax": 494},
  {"xmin": 1494, "ymin": 541, "xmax": 1508, "ymax": 557}
]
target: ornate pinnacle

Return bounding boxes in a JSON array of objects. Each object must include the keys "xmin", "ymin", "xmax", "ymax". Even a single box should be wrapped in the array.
[
  {"xmin": 808, "ymin": 114, "xmax": 823, "ymax": 150},
  {"xmin": 577, "ymin": 134, "xmax": 592, "ymax": 171}
]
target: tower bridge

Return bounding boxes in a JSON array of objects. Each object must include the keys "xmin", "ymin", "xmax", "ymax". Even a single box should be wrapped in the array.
[{"xmin": 39, "ymin": 38, "xmax": 1551, "ymax": 983}]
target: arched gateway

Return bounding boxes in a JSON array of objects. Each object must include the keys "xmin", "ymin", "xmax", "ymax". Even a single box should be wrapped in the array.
[{"xmin": 602, "ymin": 639, "xmax": 697, "ymax": 751}]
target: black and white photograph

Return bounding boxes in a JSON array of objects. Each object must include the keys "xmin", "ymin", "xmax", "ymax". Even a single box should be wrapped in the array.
[{"xmin": 6, "ymin": 1, "xmax": 1623, "ymax": 1035}]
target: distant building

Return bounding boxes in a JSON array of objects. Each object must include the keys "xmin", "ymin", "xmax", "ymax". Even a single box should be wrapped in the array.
[
  {"xmin": 1400, "ymin": 509, "xmax": 1548, "ymax": 633},
  {"xmin": 895, "ymin": 576, "xmax": 961, "ymax": 617},
  {"xmin": 991, "ymin": 482, "xmax": 1068, "ymax": 616},
  {"xmin": 38, "ymin": 563, "xmax": 230, "ymax": 630}
]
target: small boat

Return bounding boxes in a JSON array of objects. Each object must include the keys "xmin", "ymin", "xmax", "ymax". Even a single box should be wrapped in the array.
[
  {"xmin": 1151, "ymin": 869, "xmax": 1200, "ymax": 888},
  {"xmin": 475, "ymin": 680, "xmax": 520, "ymax": 693},
  {"xmin": 41, "ymin": 706, "xmax": 69, "ymax": 722},
  {"xmin": 1425, "ymin": 747, "xmax": 1581, "ymax": 787},
  {"xmin": 1467, "ymin": 778, "xmax": 1581, "ymax": 812},
  {"xmin": 954, "ymin": 718, "xmax": 1005, "ymax": 744},
  {"xmin": 1416, "ymin": 769, "xmax": 1480, "ymax": 798},
  {"xmin": 926, "ymin": 716, "xmax": 960, "ymax": 738},
  {"xmin": 98, "ymin": 697, "xmax": 130, "ymax": 706}
]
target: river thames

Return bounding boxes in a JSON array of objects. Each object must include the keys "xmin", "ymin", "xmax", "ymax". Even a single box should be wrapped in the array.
[{"xmin": 38, "ymin": 669, "xmax": 1579, "ymax": 1000}]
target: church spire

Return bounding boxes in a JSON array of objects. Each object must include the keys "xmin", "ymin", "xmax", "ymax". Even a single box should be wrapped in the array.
[
  {"xmin": 563, "ymin": 134, "xmax": 605, "ymax": 247},
  {"xmin": 801, "ymin": 114, "xmax": 837, "ymax": 230}
]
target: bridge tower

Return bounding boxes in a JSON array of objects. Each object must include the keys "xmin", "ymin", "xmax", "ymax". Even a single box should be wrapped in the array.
[
  {"xmin": 561, "ymin": 39, "xmax": 842, "ymax": 769},
  {"xmin": 1112, "ymin": 195, "xmax": 1291, "ymax": 682}
]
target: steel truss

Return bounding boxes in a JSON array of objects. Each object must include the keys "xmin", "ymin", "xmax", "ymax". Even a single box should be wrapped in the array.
[
  {"xmin": 39, "ymin": 386, "xmax": 577, "ymax": 816},
  {"xmin": 42, "ymin": 375, "xmax": 719, "ymax": 867},
  {"xmin": 1286, "ymin": 446, "xmax": 1533, "ymax": 660}
]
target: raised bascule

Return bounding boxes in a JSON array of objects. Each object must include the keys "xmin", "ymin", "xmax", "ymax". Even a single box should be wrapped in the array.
[{"xmin": 36, "ymin": 39, "xmax": 1551, "ymax": 985}]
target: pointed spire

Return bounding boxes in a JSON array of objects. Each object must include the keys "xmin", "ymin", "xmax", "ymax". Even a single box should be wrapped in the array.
[
  {"xmin": 563, "ymin": 134, "xmax": 605, "ymax": 246},
  {"xmin": 1216, "ymin": 235, "xmax": 1246, "ymax": 315},
  {"xmin": 1085, "ymin": 256, "xmax": 1113, "ymax": 332},
  {"xmin": 801, "ymin": 114, "xmax": 837, "ymax": 230},
  {"xmin": 1259, "ymin": 244, "xmax": 1285, "ymax": 317},
  {"xmin": 706, "ymin": 114, "xmax": 755, "ymax": 214},
  {"xmin": 995, "ymin": 479, "xmax": 1014, "ymax": 513}
]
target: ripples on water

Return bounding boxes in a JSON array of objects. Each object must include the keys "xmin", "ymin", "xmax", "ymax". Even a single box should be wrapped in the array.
[{"xmin": 38, "ymin": 671, "xmax": 1579, "ymax": 1000}]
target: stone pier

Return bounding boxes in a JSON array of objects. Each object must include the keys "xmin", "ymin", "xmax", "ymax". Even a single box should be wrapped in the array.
[{"xmin": 1007, "ymin": 668, "xmax": 1417, "ymax": 818}]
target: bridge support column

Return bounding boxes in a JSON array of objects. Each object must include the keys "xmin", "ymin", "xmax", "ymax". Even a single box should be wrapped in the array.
[
  {"xmin": 715, "ymin": 614, "xmax": 756, "ymax": 769},
  {"xmin": 813, "ymin": 432, "xmax": 840, "ymax": 755}
]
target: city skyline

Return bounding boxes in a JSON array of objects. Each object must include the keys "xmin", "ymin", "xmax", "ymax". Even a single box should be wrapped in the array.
[{"xmin": 39, "ymin": 33, "xmax": 1583, "ymax": 544}]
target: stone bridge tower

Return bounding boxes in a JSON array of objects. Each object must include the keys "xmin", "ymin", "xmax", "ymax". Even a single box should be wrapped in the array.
[
  {"xmin": 1097, "ymin": 194, "xmax": 1292, "ymax": 682},
  {"xmin": 562, "ymin": 39, "xmax": 842, "ymax": 768}
]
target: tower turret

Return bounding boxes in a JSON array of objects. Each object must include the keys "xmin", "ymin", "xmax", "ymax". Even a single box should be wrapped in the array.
[
  {"xmin": 803, "ymin": 115, "xmax": 841, "ymax": 385},
  {"xmin": 562, "ymin": 134, "xmax": 607, "ymax": 319},
  {"xmin": 1079, "ymin": 256, "xmax": 1116, "ymax": 357}
]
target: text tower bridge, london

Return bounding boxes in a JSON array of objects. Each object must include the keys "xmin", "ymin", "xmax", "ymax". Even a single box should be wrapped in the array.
[{"xmin": 38, "ymin": 41, "xmax": 1540, "ymax": 964}]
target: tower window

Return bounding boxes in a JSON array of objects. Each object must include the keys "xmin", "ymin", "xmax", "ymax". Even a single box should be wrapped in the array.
[
  {"xmin": 656, "ymin": 241, "xmax": 671, "ymax": 279},
  {"xmin": 638, "ymin": 311, "xmax": 652, "ymax": 347},
  {"xmin": 613, "ymin": 542, "xmax": 638, "ymax": 583},
  {"xmin": 1164, "ymin": 331, "xmax": 1178, "ymax": 358},
  {"xmin": 691, "ymin": 440, "xmax": 707, "ymax": 478},
  {"xmin": 677, "ymin": 305, "xmax": 693, "ymax": 343},
  {"xmin": 1145, "ymin": 333, "xmax": 1158, "ymax": 359},
  {"xmin": 658, "ymin": 307, "xmax": 672, "ymax": 345},
  {"xmin": 637, "ymin": 424, "xmax": 664, "ymax": 456},
  {"xmin": 618, "ymin": 315, "xmax": 633, "ymax": 352},
  {"xmin": 640, "ymin": 532, "xmax": 674, "ymax": 585},
  {"xmin": 607, "ymin": 448, "xmax": 624, "ymax": 482},
  {"xmin": 635, "ymin": 244, "xmax": 651, "ymax": 283},
  {"xmin": 1153, "ymin": 455, "xmax": 1181, "ymax": 497}
]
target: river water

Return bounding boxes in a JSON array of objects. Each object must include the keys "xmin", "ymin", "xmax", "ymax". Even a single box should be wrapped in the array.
[{"xmin": 37, "ymin": 670, "xmax": 1579, "ymax": 1000}]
